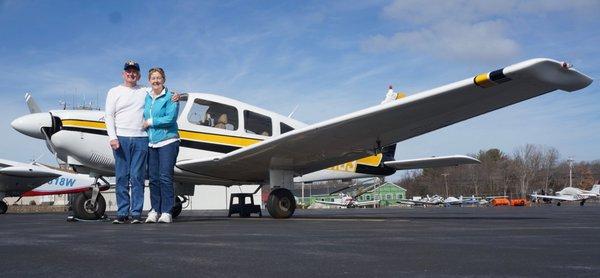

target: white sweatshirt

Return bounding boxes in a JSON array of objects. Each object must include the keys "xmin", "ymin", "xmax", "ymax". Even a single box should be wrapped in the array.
[{"xmin": 105, "ymin": 85, "xmax": 149, "ymax": 140}]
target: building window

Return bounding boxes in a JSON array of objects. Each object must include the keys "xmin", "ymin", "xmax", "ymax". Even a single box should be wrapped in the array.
[{"xmin": 386, "ymin": 194, "xmax": 392, "ymax": 200}]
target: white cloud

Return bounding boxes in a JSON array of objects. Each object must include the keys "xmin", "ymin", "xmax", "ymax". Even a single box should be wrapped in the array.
[
  {"xmin": 367, "ymin": 0, "xmax": 600, "ymax": 63},
  {"xmin": 362, "ymin": 19, "xmax": 519, "ymax": 63}
]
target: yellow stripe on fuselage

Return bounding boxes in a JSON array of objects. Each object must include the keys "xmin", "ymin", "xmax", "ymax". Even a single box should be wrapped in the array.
[
  {"xmin": 62, "ymin": 120, "xmax": 106, "ymax": 129},
  {"xmin": 61, "ymin": 119, "xmax": 261, "ymax": 147},
  {"xmin": 178, "ymin": 130, "xmax": 260, "ymax": 147}
]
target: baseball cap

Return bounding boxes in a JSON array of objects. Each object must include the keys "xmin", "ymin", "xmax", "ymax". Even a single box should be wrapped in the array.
[{"xmin": 123, "ymin": 60, "xmax": 140, "ymax": 71}]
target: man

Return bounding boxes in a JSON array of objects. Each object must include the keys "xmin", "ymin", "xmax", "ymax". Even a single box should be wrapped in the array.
[{"xmin": 105, "ymin": 60, "xmax": 179, "ymax": 224}]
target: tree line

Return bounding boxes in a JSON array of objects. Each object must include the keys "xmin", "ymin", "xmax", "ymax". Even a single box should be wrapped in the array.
[{"xmin": 395, "ymin": 144, "xmax": 600, "ymax": 198}]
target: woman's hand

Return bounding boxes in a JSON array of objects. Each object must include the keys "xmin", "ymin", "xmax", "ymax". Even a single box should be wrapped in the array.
[{"xmin": 143, "ymin": 120, "xmax": 150, "ymax": 129}]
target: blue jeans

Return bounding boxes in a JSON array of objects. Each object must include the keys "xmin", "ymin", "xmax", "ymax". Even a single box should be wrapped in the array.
[
  {"xmin": 148, "ymin": 141, "xmax": 179, "ymax": 214},
  {"xmin": 113, "ymin": 136, "xmax": 148, "ymax": 218}
]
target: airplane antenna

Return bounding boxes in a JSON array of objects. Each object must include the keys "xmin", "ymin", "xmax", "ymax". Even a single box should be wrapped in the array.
[{"xmin": 288, "ymin": 104, "xmax": 300, "ymax": 118}]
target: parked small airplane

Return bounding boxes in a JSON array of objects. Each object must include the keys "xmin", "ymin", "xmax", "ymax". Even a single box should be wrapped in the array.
[
  {"xmin": 398, "ymin": 195, "xmax": 467, "ymax": 206},
  {"xmin": 0, "ymin": 158, "xmax": 109, "ymax": 218},
  {"xmin": 10, "ymin": 58, "xmax": 592, "ymax": 218},
  {"xmin": 314, "ymin": 180, "xmax": 380, "ymax": 208},
  {"xmin": 315, "ymin": 192, "xmax": 378, "ymax": 208},
  {"xmin": 531, "ymin": 183, "xmax": 600, "ymax": 206}
]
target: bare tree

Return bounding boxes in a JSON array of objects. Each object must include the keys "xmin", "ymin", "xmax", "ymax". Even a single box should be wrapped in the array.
[{"xmin": 513, "ymin": 144, "xmax": 543, "ymax": 198}]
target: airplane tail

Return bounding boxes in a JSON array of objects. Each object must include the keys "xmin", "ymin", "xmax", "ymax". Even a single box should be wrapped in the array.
[{"xmin": 591, "ymin": 183, "xmax": 600, "ymax": 195}]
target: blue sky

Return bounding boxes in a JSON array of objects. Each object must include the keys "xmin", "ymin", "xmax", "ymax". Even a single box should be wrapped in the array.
[{"xmin": 0, "ymin": 0, "xmax": 598, "ymax": 169}]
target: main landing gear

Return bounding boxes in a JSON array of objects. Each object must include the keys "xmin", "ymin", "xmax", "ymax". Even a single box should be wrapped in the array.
[
  {"xmin": 266, "ymin": 188, "xmax": 296, "ymax": 219},
  {"xmin": 172, "ymin": 195, "xmax": 187, "ymax": 219}
]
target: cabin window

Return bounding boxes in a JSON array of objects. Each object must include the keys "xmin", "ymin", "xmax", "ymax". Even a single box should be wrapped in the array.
[
  {"xmin": 280, "ymin": 123, "xmax": 294, "ymax": 134},
  {"xmin": 187, "ymin": 99, "xmax": 238, "ymax": 131},
  {"xmin": 244, "ymin": 110, "xmax": 272, "ymax": 136}
]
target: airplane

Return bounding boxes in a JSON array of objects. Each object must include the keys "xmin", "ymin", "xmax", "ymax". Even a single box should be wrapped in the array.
[
  {"xmin": 398, "ymin": 195, "xmax": 466, "ymax": 207},
  {"xmin": 0, "ymin": 158, "xmax": 110, "ymax": 217},
  {"xmin": 531, "ymin": 183, "xmax": 600, "ymax": 206},
  {"xmin": 10, "ymin": 58, "xmax": 592, "ymax": 219},
  {"xmin": 315, "ymin": 192, "xmax": 378, "ymax": 208},
  {"xmin": 398, "ymin": 195, "xmax": 446, "ymax": 206},
  {"xmin": 314, "ymin": 180, "xmax": 380, "ymax": 208}
]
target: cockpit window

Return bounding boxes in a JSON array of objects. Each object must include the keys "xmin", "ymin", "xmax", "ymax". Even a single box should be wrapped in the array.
[
  {"xmin": 244, "ymin": 110, "xmax": 272, "ymax": 136},
  {"xmin": 187, "ymin": 98, "xmax": 238, "ymax": 131}
]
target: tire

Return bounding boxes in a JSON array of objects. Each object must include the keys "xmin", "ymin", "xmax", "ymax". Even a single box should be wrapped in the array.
[
  {"xmin": 73, "ymin": 191, "xmax": 106, "ymax": 220},
  {"xmin": 172, "ymin": 196, "xmax": 183, "ymax": 219},
  {"xmin": 0, "ymin": 201, "xmax": 7, "ymax": 214},
  {"xmin": 557, "ymin": 202, "xmax": 561, "ymax": 206},
  {"xmin": 266, "ymin": 188, "xmax": 296, "ymax": 219}
]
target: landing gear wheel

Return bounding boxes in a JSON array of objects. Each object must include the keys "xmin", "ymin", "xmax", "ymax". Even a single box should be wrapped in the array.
[
  {"xmin": 172, "ymin": 196, "xmax": 184, "ymax": 219},
  {"xmin": 0, "ymin": 200, "xmax": 7, "ymax": 214},
  {"xmin": 580, "ymin": 200, "xmax": 586, "ymax": 206},
  {"xmin": 73, "ymin": 191, "xmax": 106, "ymax": 220},
  {"xmin": 267, "ymin": 188, "xmax": 296, "ymax": 219},
  {"xmin": 557, "ymin": 202, "xmax": 561, "ymax": 206}
]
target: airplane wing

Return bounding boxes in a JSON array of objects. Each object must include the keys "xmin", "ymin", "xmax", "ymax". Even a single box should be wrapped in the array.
[
  {"xmin": 0, "ymin": 159, "xmax": 61, "ymax": 193},
  {"xmin": 176, "ymin": 58, "xmax": 592, "ymax": 182},
  {"xmin": 315, "ymin": 200, "xmax": 346, "ymax": 206},
  {"xmin": 530, "ymin": 194, "xmax": 579, "ymax": 201},
  {"xmin": 384, "ymin": 155, "xmax": 480, "ymax": 170}
]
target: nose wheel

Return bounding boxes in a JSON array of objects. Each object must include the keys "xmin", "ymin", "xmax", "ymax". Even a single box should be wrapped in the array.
[{"xmin": 72, "ymin": 191, "xmax": 106, "ymax": 220}]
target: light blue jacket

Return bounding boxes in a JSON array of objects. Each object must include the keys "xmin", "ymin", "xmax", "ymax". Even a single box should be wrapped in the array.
[{"xmin": 143, "ymin": 88, "xmax": 179, "ymax": 144}]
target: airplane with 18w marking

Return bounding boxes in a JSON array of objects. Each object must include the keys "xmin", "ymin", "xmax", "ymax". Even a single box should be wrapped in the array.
[{"xmin": 9, "ymin": 58, "xmax": 592, "ymax": 219}]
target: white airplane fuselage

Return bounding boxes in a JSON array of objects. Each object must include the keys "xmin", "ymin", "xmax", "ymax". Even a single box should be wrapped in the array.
[{"xmin": 12, "ymin": 93, "xmax": 391, "ymax": 187}]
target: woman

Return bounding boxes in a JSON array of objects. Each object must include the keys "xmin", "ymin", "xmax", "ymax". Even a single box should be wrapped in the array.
[{"xmin": 143, "ymin": 67, "xmax": 179, "ymax": 223}]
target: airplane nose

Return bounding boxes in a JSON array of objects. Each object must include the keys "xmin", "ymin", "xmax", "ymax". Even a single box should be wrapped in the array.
[{"xmin": 11, "ymin": 113, "xmax": 53, "ymax": 139}]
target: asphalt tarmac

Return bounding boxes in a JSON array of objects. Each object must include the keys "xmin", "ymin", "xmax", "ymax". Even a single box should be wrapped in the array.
[{"xmin": 1, "ymin": 205, "xmax": 600, "ymax": 277}]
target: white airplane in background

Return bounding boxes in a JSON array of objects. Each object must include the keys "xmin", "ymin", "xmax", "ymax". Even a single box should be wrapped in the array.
[
  {"xmin": 0, "ymin": 159, "xmax": 109, "ymax": 217},
  {"xmin": 531, "ymin": 183, "xmax": 600, "ymax": 206},
  {"xmin": 314, "ymin": 180, "xmax": 380, "ymax": 208},
  {"xmin": 10, "ymin": 58, "xmax": 592, "ymax": 219},
  {"xmin": 315, "ymin": 192, "xmax": 379, "ymax": 208},
  {"xmin": 398, "ymin": 195, "xmax": 464, "ymax": 206}
]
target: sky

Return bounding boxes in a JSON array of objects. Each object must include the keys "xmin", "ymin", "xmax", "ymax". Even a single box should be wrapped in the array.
[{"xmin": 0, "ymin": 0, "xmax": 599, "ymax": 173}]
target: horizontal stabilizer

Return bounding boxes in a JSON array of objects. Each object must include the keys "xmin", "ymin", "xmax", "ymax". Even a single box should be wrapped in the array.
[{"xmin": 384, "ymin": 155, "xmax": 480, "ymax": 170}]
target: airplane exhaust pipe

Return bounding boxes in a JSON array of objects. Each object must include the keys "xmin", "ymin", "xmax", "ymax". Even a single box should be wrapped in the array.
[{"xmin": 11, "ymin": 112, "xmax": 54, "ymax": 139}]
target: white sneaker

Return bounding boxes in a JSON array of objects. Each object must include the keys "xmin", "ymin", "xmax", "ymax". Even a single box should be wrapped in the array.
[
  {"xmin": 145, "ymin": 210, "xmax": 158, "ymax": 223},
  {"xmin": 157, "ymin": 213, "xmax": 172, "ymax": 223}
]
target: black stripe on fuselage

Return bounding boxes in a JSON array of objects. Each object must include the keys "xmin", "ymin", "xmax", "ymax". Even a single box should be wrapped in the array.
[{"xmin": 60, "ymin": 126, "xmax": 239, "ymax": 154}]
